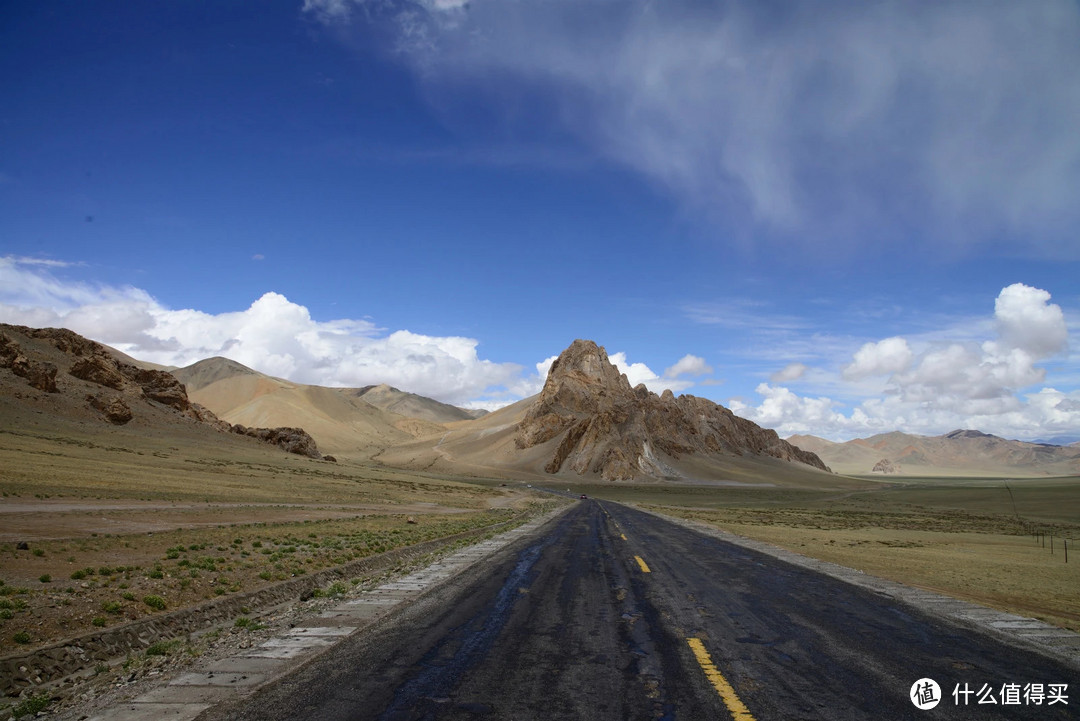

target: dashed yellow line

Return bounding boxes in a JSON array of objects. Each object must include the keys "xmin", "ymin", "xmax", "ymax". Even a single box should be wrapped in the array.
[
  {"xmin": 634, "ymin": 555, "xmax": 651, "ymax": 573},
  {"xmin": 686, "ymin": 638, "xmax": 756, "ymax": 720},
  {"xmin": 621, "ymin": 533, "xmax": 627, "ymax": 541}
]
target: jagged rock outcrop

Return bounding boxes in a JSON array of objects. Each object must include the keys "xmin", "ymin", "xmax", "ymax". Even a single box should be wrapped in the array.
[
  {"xmin": 514, "ymin": 339, "xmax": 829, "ymax": 481},
  {"xmin": 1, "ymin": 333, "xmax": 59, "ymax": 393},
  {"xmin": 231, "ymin": 425, "xmax": 321, "ymax": 459},
  {"xmin": 872, "ymin": 458, "xmax": 897, "ymax": 474},
  {"xmin": 0, "ymin": 324, "xmax": 323, "ymax": 459},
  {"xmin": 88, "ymin": 395, "xmax": 134, "ymax": 425}
]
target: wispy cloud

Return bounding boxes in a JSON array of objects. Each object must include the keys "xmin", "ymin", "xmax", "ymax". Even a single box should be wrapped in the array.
[{"xmin": 305, "ymin": 0, "xmax": 1080, "ymax": 257}]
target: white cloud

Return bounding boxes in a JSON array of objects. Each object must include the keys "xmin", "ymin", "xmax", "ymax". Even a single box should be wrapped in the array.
[
  {"xmin": 310, "ymin": 0, "xmax": 1080, "ymax": 256},
  {"xmin": 771, "ymin": 362, "xmax": 807, "ymax": 383},
  {"xmin": 0, "ymin": 257, "xmax": 521, "ymax": 407},
  {"xmin": 608, "ymin": 351, "xmax": 695, "ymax": 394},
  {"xmin": 731, "ymin": 284, "xmax": 1080, "ymax": 440},
  {"xmin": 664, "ymin": 354, "xmax": 712, "ymax": 378},
  {"xmin": 842, "ymin": 337, "xmax": 913, "ymax": 380}
]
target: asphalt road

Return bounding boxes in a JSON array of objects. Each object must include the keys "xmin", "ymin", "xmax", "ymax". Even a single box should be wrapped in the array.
[{"xmin": 205, "ymin": 501, "xmax": 1078, "ymax": 720}]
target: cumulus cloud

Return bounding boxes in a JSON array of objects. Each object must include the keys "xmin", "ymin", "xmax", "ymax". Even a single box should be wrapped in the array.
[
  {"xmin": 843, "ymin": 337, "xmax": 913, "ymax": 380},
  {"xmin": 607, "ymin": 352, "xmax": 693, "ymax": 394},
  {"xmin": 664, "ymin": 354, "xmax": 712, "ymax": 379},
  {"xmin": 307, "ymin": 0, "xmax": 1080, "ymax": 256},
  {"xmin": 0, "ymin": 257, "xmax": 521, "ymax": 406},
  {"xmin": 731, "ymin": 284, "xmax": 1079, "ymax": 440}
]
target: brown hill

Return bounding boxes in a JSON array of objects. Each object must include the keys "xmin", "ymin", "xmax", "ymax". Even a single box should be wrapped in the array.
[
  {"xmin": 789, "ymin": 430, "xmax": 1080, "ymax": 476},
  {"xmin": 347, "ymin": 384, "xmax": 479, "ymax": 424},
  {"xmin": 171, "ymin": 358, "xmax": 446, "ymax": 457},
  {"xmin": 381, "ymin": 340, "xmax": 840, "ymax": 487},
  {"xmin": 0, "ymin": 324, "xmax": 322, "ymax": 459}
]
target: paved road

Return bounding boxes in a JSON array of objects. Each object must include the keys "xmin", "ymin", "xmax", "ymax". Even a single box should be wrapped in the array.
[{"xmin": 206, "ymin": 501, "xmax": 1078, "ymax": 720}]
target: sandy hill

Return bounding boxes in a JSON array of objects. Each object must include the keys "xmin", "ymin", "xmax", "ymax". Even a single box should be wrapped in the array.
[
  {"xmin": 171, "ymin": 358, "xmax": 450, "ymax": 457},
  {"xmin": 788, "ymin": 430, "xmax": 1080, "ymax": 477},
  {"xmin": 346, "ymin": 384, "xmax": 480, "ymax": 424},
  {"xmin": 381, "ymin": 340, "xmax": 854, "ymax": 488},
  {"xmin": 0, "ymin": 324, "xmax": 323, "ymax": 459}
]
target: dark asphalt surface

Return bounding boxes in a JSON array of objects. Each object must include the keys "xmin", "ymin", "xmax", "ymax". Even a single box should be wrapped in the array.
[{"xmin": 205, "ymin": 501, "xmax": 1078, "ymax": 720}]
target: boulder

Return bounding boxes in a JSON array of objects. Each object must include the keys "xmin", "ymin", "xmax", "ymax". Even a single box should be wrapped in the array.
[
  {"xmin": 69, "ymin": 355, "xmax": 125, "ymax": 390},
  {"xmin": 88, "ymin": 395, "xmax": 133, "ymax": 425}
]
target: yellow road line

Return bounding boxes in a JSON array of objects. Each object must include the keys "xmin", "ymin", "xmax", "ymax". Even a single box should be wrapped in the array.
[
  {"xmin": 621, "ymin": 533, "xmax": 627, "ymax": 541},
  {"xmin": 634, "ymin": 555, "xmax": 651, "ymax": 573},
  {"xmin": 686, "ymin": 638, "xmax": 756, "ymax": 721}
]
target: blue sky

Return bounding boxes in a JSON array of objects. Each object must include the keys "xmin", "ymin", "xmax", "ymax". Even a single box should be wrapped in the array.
[{"xmin": 2, "ymin": 0, "xmax": 1079, "ymax": 441}]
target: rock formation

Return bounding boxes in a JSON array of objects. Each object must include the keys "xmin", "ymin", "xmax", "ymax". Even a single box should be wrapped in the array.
[
  {"xmin": 871, "ymin": 458, "xmax": 897, "ymax": 474},
  {"xmin": 231, "ymin": 425, "xmax": 322, "ymax": 459},
  {"xmin": 0, "ymin": 324, "xmax": 324, "ymax": 459},
  {"xmin": 1, "ymin": 332, "xmax": 59, "ymax": 393},
  {"xmin": 514, "ymin": 339, "xmax": 829, "ymax": 481}
]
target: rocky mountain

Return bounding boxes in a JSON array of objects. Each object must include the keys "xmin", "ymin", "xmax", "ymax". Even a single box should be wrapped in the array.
[
  {"xmin": 512, "ymin": 340, "xmax": 828, "ymax": 480},
  {"xmin": 788, "ymin": 430, "xmax": 1080, "ymax": 476},
  {"xmin": 0, "ymin": 325, "xmax": 322, "ymax": 459}
]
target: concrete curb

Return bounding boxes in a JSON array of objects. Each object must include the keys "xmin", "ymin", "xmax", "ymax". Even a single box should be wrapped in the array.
[
  {"xmin": 79, "ymin": 504, "xmax": 574, "ymax": 721},
  {"xmin": 635, "ymin": 506, "xmax": 1080, "ymax": 671}
]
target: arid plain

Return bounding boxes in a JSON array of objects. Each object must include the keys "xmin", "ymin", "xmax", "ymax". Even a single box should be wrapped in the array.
[{"xmin": 1, "ymin": 324, "xmax": 1077, "ymax": 718}]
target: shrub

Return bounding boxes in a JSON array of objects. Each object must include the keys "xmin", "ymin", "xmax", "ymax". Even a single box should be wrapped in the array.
[
  {"xmin": 142, "ymin": 595, "xmax": 166, "ymax": 611},
  {"xmin": 145, "ymin": 639, "xmax": 180, "ymax": 656},
  {"xmin": 11, "ymin": 693, "xmax": 50, "ymax": 719},
  {"xmin": 38, "ymin": 574, "xmax": 51, "ymax": 583},
  {"xmin": 12, "ymin": 631, "xmax": 31, "ymax": 644},
  {"xmin": 102, "ymin": 601, "xmax": 122, "ymax": 614},
  {"xmin": 92, "ymin": 617, "xmax": 107, "ymax": 627},
  {"xmin": 70, "ymin": 570, "xmax": 87, "ymax": 580}
]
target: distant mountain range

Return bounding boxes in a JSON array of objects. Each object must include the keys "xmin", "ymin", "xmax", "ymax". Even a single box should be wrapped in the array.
[
  {"xmin": 4, "ymin": 323, "xmax": 1076, "ymax": 483},
  {"xmin": 788, "ymin": 429, "xmax": 1080, "ymax": 477}
]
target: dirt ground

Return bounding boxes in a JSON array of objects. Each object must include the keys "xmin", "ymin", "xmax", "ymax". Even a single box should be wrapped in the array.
[{"xmin": 0, "ymin": 501, "xmax": 543, "ymax": 658}]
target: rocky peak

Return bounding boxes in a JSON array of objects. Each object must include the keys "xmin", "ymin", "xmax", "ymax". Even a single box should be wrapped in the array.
[
  {"xmin": 541, "ymin": 340, "xmax": 633, "ymax": 405},
  {"xmin": 515, "ymin": 339, "xmax": 829, "ymax": 481}
]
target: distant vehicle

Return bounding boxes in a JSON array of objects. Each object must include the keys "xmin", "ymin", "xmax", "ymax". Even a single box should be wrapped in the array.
[
  {"xmin": 580, "ymin": 494, "xmax": 588, "ymax": 500},
  {"xmin": 526, "ymin": 484, "xmax": 531, "ymax": 488}
]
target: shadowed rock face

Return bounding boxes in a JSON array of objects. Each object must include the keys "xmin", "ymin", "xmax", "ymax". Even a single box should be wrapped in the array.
[{"xmin": 515, "ymin": 339, "xmax": 829, "ymax": 481}]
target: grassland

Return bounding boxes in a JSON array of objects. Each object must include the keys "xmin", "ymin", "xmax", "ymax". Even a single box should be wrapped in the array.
[
  {"xmin": 541, "ymin": 476, "xmax": 1080, "ymax": 633},
  {"xmin": 0, "ymin": 425, "xmax": 557, "ymax": 657}
]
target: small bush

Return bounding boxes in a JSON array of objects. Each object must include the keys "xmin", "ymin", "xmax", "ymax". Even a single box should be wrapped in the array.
[
  {"xmin": 234, "ymin": 616, "xmax": 251, "ymax": 628},
  {"xmin": 70, "ymin": 569, "xmax": 87, "ymax": 580},
  {"xmin": 38, "ymin": 574, "xmax": 51, "ymax": 583},
  {"xmin": 142, "ymin": 595, "xmax": 167, "ymax": 611},
  {"xmin": 122, "ymin": 591, "xmax": 136, "ymax": 601},
  {"xmin": 92, "ymin": 616, "xmax": 107, "ymax": 627},
  {"xmin": 11, "ymin": 692, "xmax": 50, "ymax": 719},
  {"xmin": 102, "ymin": 601, "xmax": 122, "ymax": 614},
  {"xmin": 32, "ymin": 548, "xmax": 45, "ymax": 557},
  {"xmin": 12, "ymin": 631, "xmax": 31, "ymax": 644},
  {"xmin": 145, "ymin": 639, "xmax": 180, "ymax": 656}
]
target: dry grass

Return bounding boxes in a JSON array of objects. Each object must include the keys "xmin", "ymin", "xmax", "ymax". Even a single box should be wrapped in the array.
[
  {"xmin": 640, "ymin": 479, "xmax": 1080, "ymax": 633},
  {"xmin": 0, "ymin": 505, "xmax": 557, "ymax": 656},
  {"xmin": 0, "ymin": 425, "xmax": 561, "ymax": 656}
]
